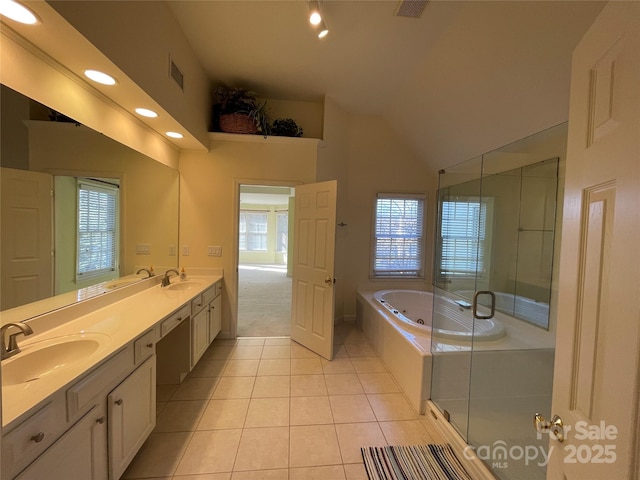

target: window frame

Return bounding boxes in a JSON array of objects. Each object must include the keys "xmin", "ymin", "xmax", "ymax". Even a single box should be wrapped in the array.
[
  {"xmin": 370, "ymin": 193, "xmax": 426, "ymax": 280},
  {"xmin": 76, "ymin": 178, "xmax": 120, "ymax": 282},
  {"xmin": 239, "ymin": 210, "xmax": 269, "ymax": 252}
]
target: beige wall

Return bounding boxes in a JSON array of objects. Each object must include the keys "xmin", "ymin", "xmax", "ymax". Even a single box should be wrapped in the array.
[
  {"xmin": 178, "ymin": 136, "xmax": 318, "ymax": 336},
  {"xmin": 343, "ymin": 113, "xmax": 438, "ymax": 316},
  {"xmin": 28, "ymin": 121, "xmax": 180, "ymax": 280}
]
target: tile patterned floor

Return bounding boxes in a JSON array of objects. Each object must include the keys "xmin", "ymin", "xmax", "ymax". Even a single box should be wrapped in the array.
[{"xmin": 122, "ymin": 322, "xmax": 446, "ymax": 480}]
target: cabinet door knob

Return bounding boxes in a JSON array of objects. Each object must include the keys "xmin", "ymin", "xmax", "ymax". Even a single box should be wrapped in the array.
[
  {"xmin": 31, "ymin": 432, "xmax": 45, "ymax": 443},
  {"xmin": 146, "ymin": 343, "xmax": 153, "ymax": 348},
  {"xmin": 96, "ymin": 416, "xmax": 106, "ymax": 424},
  {"xmin": 115, "ymin": 399, "xmax": 123, "ymax": 406}
]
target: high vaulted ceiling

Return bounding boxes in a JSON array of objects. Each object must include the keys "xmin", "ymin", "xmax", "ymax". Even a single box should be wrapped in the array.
[{"xmin": 167, "ymin": 0, "xmax": 605, "ymax": 167}]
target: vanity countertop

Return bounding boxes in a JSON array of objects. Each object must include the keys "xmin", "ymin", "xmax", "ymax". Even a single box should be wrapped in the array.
[{"xmin": 1, "ymin": 275, "xmax": 222, "ymax": 429}]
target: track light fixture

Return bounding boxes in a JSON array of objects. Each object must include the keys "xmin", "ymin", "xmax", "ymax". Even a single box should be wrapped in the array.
[
  {"xmin": 308, "ymin": 0, "xmax": 321, "ymax": 25},
  {"xmin": 308, "ymin": 0, "xmax": 329, "ymax": 39},
  {"xmin": 317, "ymin": 19, "xmax": 329, "ymax": 39}
]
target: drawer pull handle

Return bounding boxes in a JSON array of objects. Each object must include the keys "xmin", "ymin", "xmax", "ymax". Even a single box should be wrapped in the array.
[
  {"xmin": 146, "ymin": 343, "xmax": 153, "ymax": 348},
  {"xmin": 31, "ymin": 432, "xmax": 45, "ymax": 443},
  {"xmin": 115, "ymin": 399, "xmax": 123, "ymax": 406},
  {"xmin": 177, "ymin": 317, "xmax": 183, "ymax": 322},
  {"xmin": 96, "ymin": 416, "xmax": 106, "ymax": 424}
]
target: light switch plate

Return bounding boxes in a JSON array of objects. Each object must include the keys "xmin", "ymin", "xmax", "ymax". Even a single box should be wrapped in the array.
[
  {"xmin": 182, "ymin": 245, "xmax": 190, "ymax": 256},
  {"xmin": 136, "ymin": 243, "xmax": 151, "ymax": 255},
  {"xmin": 208, "ymin": 246, "xmax": 222, "ymax": 257},
  {"xmin": 169, "ymin": 245, "xmax": 176, "ymax": 256}
]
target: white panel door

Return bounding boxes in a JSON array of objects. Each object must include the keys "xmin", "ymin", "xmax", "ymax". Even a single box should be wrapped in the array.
[
  {"xmin": 290, "ymin": 180, "xmax": 337, "ymax": 360},
  {"xmin": 0, "ymin": 167, "xmax": 53, "ymax": 310},
  {"xmin": 547, "ymin": 3, "xmax": 640, "ymax": 479}
]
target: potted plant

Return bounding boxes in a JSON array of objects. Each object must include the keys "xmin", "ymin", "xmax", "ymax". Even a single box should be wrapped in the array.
[
  {"xmin": 271, "ymin": 118, "xmax": 303, "ymax": 137},
  {"xmin": 214, "ymin": 86, "xmax": 270, "ymax": 135}
]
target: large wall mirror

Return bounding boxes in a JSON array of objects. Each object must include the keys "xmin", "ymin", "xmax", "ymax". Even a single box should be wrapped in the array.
[{"xmin": 1, "ymin": 84, "xmax": 179, "ymax": 318}]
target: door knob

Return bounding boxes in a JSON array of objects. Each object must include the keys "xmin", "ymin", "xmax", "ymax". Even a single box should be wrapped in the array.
[
  {"xmin": 533, "ymin": 412, "xmax": 565, "ymax": 442},
  {"xmin": 324, "ymin": 277, "xmax": 334, "ymax": 285}
]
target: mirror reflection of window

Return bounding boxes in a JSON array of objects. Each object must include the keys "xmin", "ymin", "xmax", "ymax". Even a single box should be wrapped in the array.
[{"xmin": 76, "ymin": 178, "xmax": 120, "ymax": 281}]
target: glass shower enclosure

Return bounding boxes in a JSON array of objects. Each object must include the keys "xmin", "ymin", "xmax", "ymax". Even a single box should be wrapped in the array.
[{"xmin": 430, "ymin": 123, "xmax": 566, "ymax": 480}]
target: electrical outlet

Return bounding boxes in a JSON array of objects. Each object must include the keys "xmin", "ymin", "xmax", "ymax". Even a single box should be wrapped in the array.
[
  {"xmin": 136, "ymin": 244, "xmax": 151, "ymax": 255},
  {"xmin": 208, "ymin": 246, "xmax": 222, "ymax": 257},
  {"xmin": 182, "ymin": 245, "xmax": 190, "ymax": 256}
]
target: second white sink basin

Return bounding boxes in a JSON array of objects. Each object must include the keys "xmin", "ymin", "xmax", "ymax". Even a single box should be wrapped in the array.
[
  {"xmin": 2, "ymin": 333, "xmax": 108, "ymax": 387},
  {"xmin": 165, "ymin": 280, "xmax": 203, "ymax": 292}
]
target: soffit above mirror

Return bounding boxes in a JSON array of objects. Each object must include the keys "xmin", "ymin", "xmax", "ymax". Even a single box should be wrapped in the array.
[{"xmin": 0, "ymin": 1, "xmax": 208, "ymax": 159}]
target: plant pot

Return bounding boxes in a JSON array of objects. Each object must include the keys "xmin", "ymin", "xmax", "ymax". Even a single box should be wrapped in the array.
[{"xmin": 219, "ymin": 113, "xmax": 258, "ymax": 134}]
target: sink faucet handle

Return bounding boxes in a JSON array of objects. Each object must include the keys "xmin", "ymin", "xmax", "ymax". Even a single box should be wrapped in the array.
[{"xmin": 1, "ymin": 322, "xmax": 34, "ymax": 359}]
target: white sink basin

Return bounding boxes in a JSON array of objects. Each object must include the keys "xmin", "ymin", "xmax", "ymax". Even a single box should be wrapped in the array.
[
  {"xmin": 165, "ymin": 280, "xmax": 203, "ymax": 292},
  {"xmin": 2, "ymin": 333, "xmax": 108, "ymax": 387},
  {"xmin": 104, "ymin": 278, "xmax": 140, "ymax": 290}
]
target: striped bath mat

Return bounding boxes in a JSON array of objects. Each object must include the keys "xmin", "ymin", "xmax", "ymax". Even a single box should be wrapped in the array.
[{"xmin": 361, "ymin": 444, "xmax": 473, "ymax": 480}]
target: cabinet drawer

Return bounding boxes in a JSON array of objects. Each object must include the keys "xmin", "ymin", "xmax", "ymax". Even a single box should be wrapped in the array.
[
  {"xmin": 2, "ymin": 402, "xmax": 64, "ymax": 479},
  {"xmin": 134, "ymin": 328, "xmax": 157, "ymax": 365},
  {"xmin": 215, "ymin": 281, "xmax": 223, "ymax": 298},
  {"xmin": 191, "ymin": 294, "xmax": 205, "ymax": 316},
  {"xmin": 67, "ymin": 346, "xmax": 133, "ymax": 420},
  {"xmin": 161, "ymin": 304, "xmax": 190, "ymax": 337},
  {"xmin": 202, "ymin": 284, "xmax": 218, "ymax": 305}
]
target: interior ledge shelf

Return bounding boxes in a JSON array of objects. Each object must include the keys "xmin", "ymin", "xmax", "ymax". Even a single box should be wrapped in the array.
[{"xmin": 209, "ymin": 131, "xmax": 323, "ymax": 146}]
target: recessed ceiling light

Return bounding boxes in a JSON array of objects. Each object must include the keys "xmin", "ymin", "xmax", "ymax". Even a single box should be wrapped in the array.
[
  {"xmin": 84, "ymin": 69, "xmax": 117, "ymax": 86},
  {"xmin": 0, "ymin": 0, "xmax": 39, "ymax": 25},
  {"xmin": 166, "ymin": 131, "xmax": 183, "ymax": 139},
  {"xmin": 135, "ymin": 108, "xmax": 158, "ymax": 118}
]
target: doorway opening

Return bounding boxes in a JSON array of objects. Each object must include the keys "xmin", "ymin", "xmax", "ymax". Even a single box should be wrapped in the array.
[{"xmin": 237, "ymin": 185, "xmax": 295, "ymax": 337}]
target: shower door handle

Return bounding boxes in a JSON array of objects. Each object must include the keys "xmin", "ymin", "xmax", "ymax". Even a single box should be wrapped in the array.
[{"xmin": 473, "ymin": 291, "xmax": 495, "ymax": 319}]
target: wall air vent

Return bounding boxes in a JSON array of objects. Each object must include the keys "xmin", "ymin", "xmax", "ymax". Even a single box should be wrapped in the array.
[
  {"xmin": 169, "ymin": 57, "xmax": 184, "ymax": 91},
  {"xmin": 394, "ymin": 0, "xmax": 429, "ymax": 18}
]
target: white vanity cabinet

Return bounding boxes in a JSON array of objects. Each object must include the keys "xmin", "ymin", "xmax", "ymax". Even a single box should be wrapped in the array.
[
  {"xmin": 108, "ymin": 355, "xmax": 156, "ymax": 480},
  {"xmin": 209, "ymin": 292, "xmax": 222, "ymax": 343},
  {"xmin": 3, "ymin": 328, "xmax": 158, "ymax": 480},
  {"xmin": 191, "ymin": 306, "xmax": 209, "ymax": 367},
  {"xmin": 15, "ymin": 404, "xmax": 108, "ymax": 480},
  {"xmin": 190, "ymin": 280, "xmax": 223, "ymax": 367}
]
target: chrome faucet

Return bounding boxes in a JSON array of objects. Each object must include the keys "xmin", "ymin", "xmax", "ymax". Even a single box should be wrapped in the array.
[
  {"xmin": 136, "ymin": 268, "xmax": 155, "ymax": 278},
  {"xmin": 1, "ymin": 322, "xmax": 34, "ymax": 360},
  {"xmin": 161, "ymin": 269, "xmax": 180, "ymax": 287}
]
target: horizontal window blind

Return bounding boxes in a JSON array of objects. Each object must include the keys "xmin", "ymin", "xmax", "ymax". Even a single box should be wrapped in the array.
[
  {"xmin": 77, "ymin": 180, "xmax": 118, "ymax": 279},
  {"xmin": 373, "ymin": 194, "xmax": 425, "ymax": 278},
  {"xmin": 239, "ymin": 211, "xmax": 268, "ymax": 251},
  {"xmin": 440, "ymin": 199, "xmax": 487, "ymax": 275}
]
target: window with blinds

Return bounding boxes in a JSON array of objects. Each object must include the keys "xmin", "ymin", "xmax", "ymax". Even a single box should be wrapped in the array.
[
  {"xmin": 439, "ymin": 198, "xmax": 489, "ymax": 275},
  {"xmin": 239, "ymin": 211, "xmax": 268, "ymax": 251},
  {"xmin": 372, "ymin": 194, "xmax": 425, "ymax": 278},
  {"xmin": 77, "ymin": 179, "xmax": 119, "ymax": 280},
  {"xmin": 276, "ymin": 211, "xmax": 288, "ymax": 253}
]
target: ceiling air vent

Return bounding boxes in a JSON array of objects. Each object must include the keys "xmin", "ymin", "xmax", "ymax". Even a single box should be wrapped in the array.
[
  {"xmin": 394, "ymin": 0, "xmax": 429, "ymax": 18},
  {"xmin": 169, "ymin": 57, "xmax": 184, "ymax": 91}
]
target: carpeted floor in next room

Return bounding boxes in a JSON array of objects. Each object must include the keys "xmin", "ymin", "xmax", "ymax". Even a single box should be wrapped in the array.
[{"xmin": 237, "ymin": 264, "xmax": 292, "ymax": 337}]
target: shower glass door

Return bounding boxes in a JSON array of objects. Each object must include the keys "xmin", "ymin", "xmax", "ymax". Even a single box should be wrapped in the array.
[
  {"xmin": 431, "ymin": 123, "xmax": 565, "ymax": 480},
  {"xmin": 431, "ymin": 154, "xmax": 484, "ymax": 440}
]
